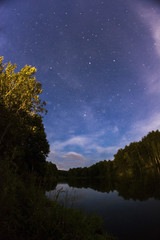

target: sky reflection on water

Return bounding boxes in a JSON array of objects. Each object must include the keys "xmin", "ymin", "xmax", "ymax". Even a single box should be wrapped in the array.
[{"xmin": 46, "ymin": 183, "xmax": 160, "ymax": 240}]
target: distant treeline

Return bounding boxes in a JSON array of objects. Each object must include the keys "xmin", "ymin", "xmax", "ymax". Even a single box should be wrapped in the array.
[{"xmin": 59, "ymin": 130, "xmax": 160, "ymax": 180}]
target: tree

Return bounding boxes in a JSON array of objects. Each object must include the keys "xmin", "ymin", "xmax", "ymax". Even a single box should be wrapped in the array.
[
  {"xmin": 0, "ymin": 56, "xmax": 46, "ymax": 115},
  {"xmin": 0, "ymin": 57, "xmax": 49, "ymax": 176}
]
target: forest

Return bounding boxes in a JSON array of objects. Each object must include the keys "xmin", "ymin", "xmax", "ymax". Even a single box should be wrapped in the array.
[
  {"xmin": 63, "ymin": 130, "xmax": 160, "ymax": 180},
  {"xmin": 1, "ymin": 57, "xmax": 160, "ymax": 239}
]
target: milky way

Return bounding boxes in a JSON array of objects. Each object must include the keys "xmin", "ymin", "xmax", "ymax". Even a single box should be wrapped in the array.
[{"xmin": 1, "ymin": 0, "xmax": 160, "ymax": 169}]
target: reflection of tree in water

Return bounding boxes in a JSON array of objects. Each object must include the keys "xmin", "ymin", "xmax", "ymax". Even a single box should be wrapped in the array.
[
  {"xmin": 67, "ymin": 174, "xmax": 160, "ymax": 201},
  {"xmin": 115, "ymin": 174, "xmax": 160, "ymax": 201},
  {"xmin": 68, "ymin": 178, "xmax": 115, "ymax": 194}
]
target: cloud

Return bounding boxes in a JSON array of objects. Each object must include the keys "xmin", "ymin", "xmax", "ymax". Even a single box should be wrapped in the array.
[
  {"xmin": 62, "ymin": 152, "xmax": 85, "ymax": 160},
  {"xmin": 134, "ymin": 5, "xmax": 160, "ymax": 93},
  {"xmin": 137, "ymin": 6, "xmax": 160, "ymax": 57},
  {"xmin": 47, "ymin": 110, "xmax": 160, "ymax": 170},
  {"xmin": 48, "ymin": 127, "xmax": 121, "ymax": 169},
  {"xmin": 48, "ymin": 109, "xmax": 160, "ymax": 170},
  {"xmin": 127, "ymin": 112, "xmax": 160, "ymax": 142},
  {"xmin": 113, "ymin": 126, "xmax": 119, "ymax": 133},
  {"xmin": 51, "ymin": 129, "xmax": 116, "ymax": 153},
  {"xmin": 145, "ymin": 72, "xmax": 160, "ymax": 94},
  {"xmin": 95, "ymin": 146, "xmax": 119, "ymax": 154},
  {"xmin": 47, "ymin": 150, "xmax": 86, "ymax": 170},
  {"xmin": 52, "ymin": 136, "xmax": 90, "ymax": 151}
]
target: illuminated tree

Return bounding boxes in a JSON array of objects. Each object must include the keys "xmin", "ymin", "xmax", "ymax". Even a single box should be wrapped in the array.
[
  {"xmin": 0, "ymin": 57, "xmax": 49, "ymax": 175},
  {"xmin": 0, "ymin": 56, "xmax": 46, "ymax": 115}
]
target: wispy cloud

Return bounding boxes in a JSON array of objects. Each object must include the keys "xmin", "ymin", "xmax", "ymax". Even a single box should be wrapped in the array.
[
  {"xmin": 48, "ymin": 127, "xmax": 121, "ymax": 169},
  {"xmin": 48, "ymin": 112, "xmax": 160, "ymax": 170},
  {"xmin": 52, "ymin": 136, "xmax": 90, "ymax": 151},
  {"xmin": 145, "ymin": 71, "xmax": 160, "ymax": 94},
  {"xmin": 62, "ymin": 152, "xmax": 85, "ymax": 160},
  {"xmin": 129, "ymin": 112, "xmax": 160, "ymax": 140},
  {"xmin": 136, "ymin": 6, "xmax": 160, "ymax": 56},
  {"xmin": 133, "ymin": 4, "xmax": 160, "ymax": 93},
  {"xmin": 51, "ymin": 126, "xmax": 119, "ymax": 153},
  {"xmin": 95, "ymin": 146, "xmax": 119, "ymax": 154},
  {"xmin": 47, "ymin": 151, "xmax": 86, "ymax": 170}
]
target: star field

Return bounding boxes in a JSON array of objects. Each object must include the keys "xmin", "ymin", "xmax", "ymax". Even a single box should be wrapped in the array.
[{"xmin": 1, "ymin": 0, "xmax": 160, "ymax": 169}]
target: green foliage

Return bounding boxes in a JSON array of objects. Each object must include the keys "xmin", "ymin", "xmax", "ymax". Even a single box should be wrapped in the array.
[
  {"xmin": 0, "ymin": 57, "xmax": 49, "ymax": 176},
  {"xmin": 114, "ymin": 130, "xmax": 160, "ymax": 177},
  {"xmin": 67, "ymin": 160, "xmax": 115, "ymax": 180},
  {"xmin": 0, "ymin": 56, "xmax": 46, "ymax": 115}
]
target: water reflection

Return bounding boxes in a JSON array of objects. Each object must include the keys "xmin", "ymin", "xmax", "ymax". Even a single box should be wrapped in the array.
[
  {"xmin": 47, "ymin": 176, "xmax": 160, "ymax": 240},
  {"xmin": 67, "ymin": 175, "xmax": 160, "ymax": 201}
]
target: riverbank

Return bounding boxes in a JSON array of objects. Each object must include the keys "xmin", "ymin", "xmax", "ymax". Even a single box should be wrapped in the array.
[{"xmin": 0, "ymin": 160, "xmax": 115, "ymax": 240}]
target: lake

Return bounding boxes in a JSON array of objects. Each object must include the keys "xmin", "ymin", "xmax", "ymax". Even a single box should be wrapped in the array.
[{"xmin": 46, "ymin": 180, "xmax": 160, "ymax": 240}]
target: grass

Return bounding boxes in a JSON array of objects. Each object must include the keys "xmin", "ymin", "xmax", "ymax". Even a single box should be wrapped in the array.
[{"xmin": 0, "ymin": 161, "xmax": 116, "ymax": 240}]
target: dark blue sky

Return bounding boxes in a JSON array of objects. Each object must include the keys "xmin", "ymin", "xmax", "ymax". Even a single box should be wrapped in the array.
[{"xmin": 1, "ymin": 0, "xmax": 160, "ymax": 169}]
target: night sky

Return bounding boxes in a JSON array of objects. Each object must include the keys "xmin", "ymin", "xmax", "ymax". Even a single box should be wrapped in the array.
[{"xmin": 1, "ymin": 0, "xmax": 160, "ymax": 169}]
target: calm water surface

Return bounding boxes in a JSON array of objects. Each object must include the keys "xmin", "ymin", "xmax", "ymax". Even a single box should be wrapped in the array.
[{"xmin": 46, "ymin": 183, "xmax": 160, "ymax": 240}]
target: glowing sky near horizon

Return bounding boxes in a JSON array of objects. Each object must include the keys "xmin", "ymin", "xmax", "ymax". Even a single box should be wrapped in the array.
[{"xmin": 1, "ymin": 0, "xmax": 160, "ymax": 169}]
